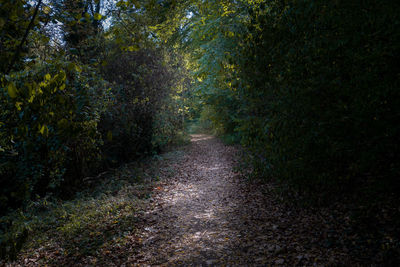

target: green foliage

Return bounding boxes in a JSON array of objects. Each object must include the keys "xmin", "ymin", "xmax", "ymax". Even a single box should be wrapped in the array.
[
  {"xmin": 177, "ymin": 0, "xmax": 247, "ymax": 138},
  {"xmin": 58, "ymin": 0, "xmax": 105, "ymax": 64},
  {"xmin": 4, "ymin": 0, "xmax": 398, "ymax": 264},
  {"xmin": 186, "ymin": 0, "xmax": 400, "ymax": 201},
  {"xmin": 152, "ymin": 102, "xmax": 186, "ymax": 149},
  {"xmin": 1, "ymin": 0, "xmax": 190, "ymax": 260},
  {"xmin": 0, "ymin": 0, "xmax": 34, "ymax": 73},
  {"xmin": 100, "ymin": 47, "xmax": 185, "ymax": 162},
  {"xmin": 185, "ymin": 1, "xmax": 400, "ymax": 262},
  {"xmin": 165, "ymin": 2, "xmax": 400, "ymax": 263},
  {"xmin": 0, "ymin": 61, "xmax": 109, "ymax": 213},
  {"xmin": 0, "ymin": 161, "xmax": 152, "ymax": 262},
  {"xmin": 238, "ymin": 0, "xmax": 400, "ymax": 200}
]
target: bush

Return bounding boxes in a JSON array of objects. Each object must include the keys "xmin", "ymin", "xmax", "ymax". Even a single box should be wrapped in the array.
[
  {"xmin": 238, "ymin": 0, "xmax": 400, "ymax": 200},
  {"xmin": 0, "ymin": 60, "xmax": 109, "ymax": 215},
  {"xmin": 100, "ymin": 49, "xmax": 183, "ymax": 162},
  {"xmin": 191, "ymin": 2, "xmax": 400, "ymax": 262}
]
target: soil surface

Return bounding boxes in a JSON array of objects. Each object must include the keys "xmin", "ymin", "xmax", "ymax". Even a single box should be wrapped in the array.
[{"xmin": 126, "ymin": 134, "xmax": 355, "ymax": 266}]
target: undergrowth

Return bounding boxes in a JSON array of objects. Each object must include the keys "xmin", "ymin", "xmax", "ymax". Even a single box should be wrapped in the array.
[{"xmin": 0, "ymin": 152, "xmax": 183, "ymax": 265}]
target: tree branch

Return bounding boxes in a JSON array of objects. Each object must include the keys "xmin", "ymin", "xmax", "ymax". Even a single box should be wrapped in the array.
[{"xmin": 6, "ymin": 0, "xmax": 43, "ymax": 74}]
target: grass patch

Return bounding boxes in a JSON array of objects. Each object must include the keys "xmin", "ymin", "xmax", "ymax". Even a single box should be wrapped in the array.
[{"xmin": 1, "ymin": 153, "xmax": 181, "ymax": 265}]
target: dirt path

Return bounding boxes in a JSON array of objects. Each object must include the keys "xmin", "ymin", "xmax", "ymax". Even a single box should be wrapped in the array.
[
  {"xmin": 127, "ymin": 134, "xmax": 355, "ymax": 266},
  {"xmin": 7, "ymin": 134, "xmax": 363, "ymax": 266}
]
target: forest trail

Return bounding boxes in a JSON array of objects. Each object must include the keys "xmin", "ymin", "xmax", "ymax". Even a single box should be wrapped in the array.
[
  {"xmin": 132, "ymin": 134, "xmax": 248, "ymax": 265},
  {"xmin": 128, "ymin": 134, "xmax": 354, "ymax": 266},
  {"xmin": 11, "ymin": 134, "xmax": 358, "ymax": 266}
]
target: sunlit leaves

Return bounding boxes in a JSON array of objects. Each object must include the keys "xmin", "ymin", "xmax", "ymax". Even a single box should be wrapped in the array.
[
  {"xmin": 0, "ymin": 61, "xmax": 110, "ymax": 225},
  {"xmin": 15, "ymin": 101, "xmax": 23, "ymax": 111},
  {"xmin": 42, "ymin": 5, "xmax": 51, "ymax": 15},
  {"xmin": 94, "ymin": 13, "xmax": 102, "ymax": 20},
  {"xmin": 7, "ymin": 82, "xmax": 18, "ymax": 98},
  {"xmin": 67, "ymin": 62, "xmax": 81, "ymax": 73},
  {"xmin": 127, "ymin": 45, "xmax": 140, "ymax": 52},
  {"xmin": 38, "ymin": 124, "xmax": 48, "ymax": 136}
]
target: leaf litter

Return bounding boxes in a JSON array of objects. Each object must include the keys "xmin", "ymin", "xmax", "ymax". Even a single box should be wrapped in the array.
[
  {"xmin": 10, "ymin": 134, "xmax": 366, "ymax": 266},
  {"xmin": 126, "ymin": 134, "xmax": 361, "ymax": 266}
]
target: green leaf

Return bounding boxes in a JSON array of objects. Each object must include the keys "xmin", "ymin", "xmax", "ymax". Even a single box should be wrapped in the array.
[
  {"xmin": 7, "ymin": 82, "xmax": 18, "ymax": 98},
  {"xmin": 75, "ymin": 65, "xmax": 82, "ymax": 73},
  {"xmin": 67, "ymin": 62, "xmax": 82, "ymax": 73},
  {"xmin": 132, "ymin": 0, "xmax": 140, "ymax": 8},
  {"xmin": 57, "ymin": 119, "xmax": 68, "ymax": 129},
  {"xmin": 69, "ymin": 48, "xmax": 79, "ymax": 55}
]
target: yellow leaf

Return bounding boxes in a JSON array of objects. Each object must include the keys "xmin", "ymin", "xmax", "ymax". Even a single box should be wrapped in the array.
[
  {"xmin": 94, "ymin": 13, "xmax": 102, "ymax": 20},
  {"xmin": 42, "ymin": 5, "xmax": 51, "ymax": 14},
  {"xmin": 39, "ymin": 125, "xmax": 48, "ymax": 136},
  {"xmin": 127, "ymin": 45, "xmax": 140, "ymax": 52},
  {"xmin": 7, "ymin": 82, "xmax": 18, "ymax": 98},
  {"xmin": 15, "ymin": 102, "xmax": 23, "ymax": 111},
  {"xmin": 107, "ymin": 130, "xmax": 113, "ymax": 141},
  {"xmin": 75, "ymin": 64, "xmax": 82, "ymax": 73},
  {"xmin": 59, "ymin": 71, "xmax": 66, "ymax": 81},
  {"xmin": 44, "ymin": 73, "xmax": 51, "ymax": 81}
]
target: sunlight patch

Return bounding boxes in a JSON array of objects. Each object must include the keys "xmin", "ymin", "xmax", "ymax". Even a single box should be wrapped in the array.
[{"xmin": 191, "ymin": 134, "xmax": 214, "ymax": 142}]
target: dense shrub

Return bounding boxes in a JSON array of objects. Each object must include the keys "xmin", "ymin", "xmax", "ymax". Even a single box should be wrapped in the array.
[
  {"xmin": 188, "ymin": 1, "xmax": 400, "ymax": 261},
  {"xmin": 0, "ymin": 48, "xmax": 187, "ymax": 261},
  {"xmin": 191, "ymin": 0, "xmax": 400, "ymax": 201},
  {"xmin": 100, "ymin": 49, "xmax": 179, "ymax": 163},
  {"xmin": 0, "ymin": 0, "xmax": 33, "ymax": 73},
  {"xmin": 238, "ymin": 0, "xmax": 400, "ymax": 200},
  {"xmin": 0, "ymin": 0, "xmax": 190, "ymax": 261},
  {"xmin": 0, "ymin": 61, "xmax": 109, "ymax": 215}
]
